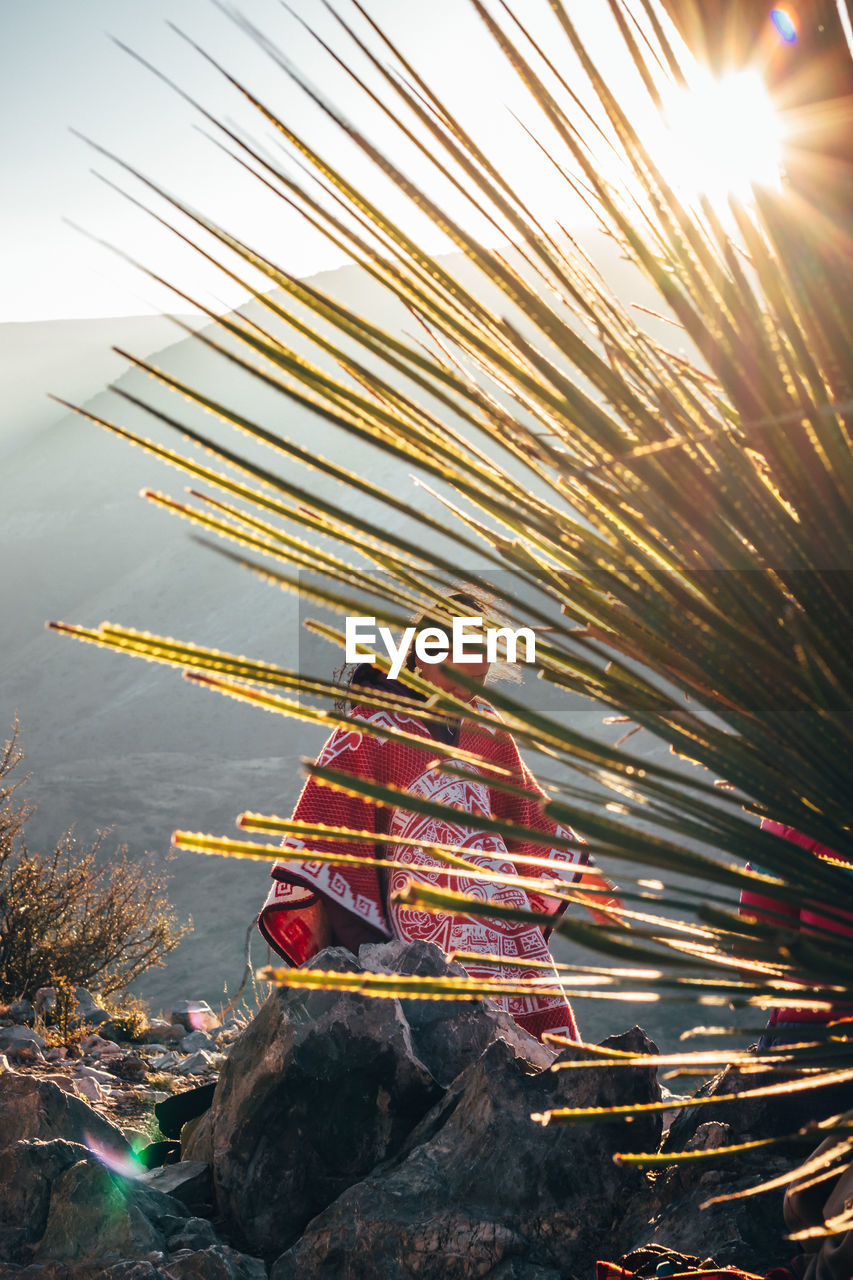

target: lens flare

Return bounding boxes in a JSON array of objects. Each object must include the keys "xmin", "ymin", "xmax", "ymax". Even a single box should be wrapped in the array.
[
  {"xmin": 770, "ymin": 7, "xmax": 799, "ymax": 44},
  {"xmin": 84, "ymin": 1131, "xmax": 147, "ymax": 1181}
]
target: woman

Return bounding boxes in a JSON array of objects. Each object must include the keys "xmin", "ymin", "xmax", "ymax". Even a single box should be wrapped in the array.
[{"xmin": 258, "ymin": 594, "xmax": 621, "ymax": 1043}]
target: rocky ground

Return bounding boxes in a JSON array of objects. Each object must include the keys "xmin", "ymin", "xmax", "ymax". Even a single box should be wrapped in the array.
[
  {"xmin": 0, "ymin": 987, "xmax": 241, "ymax": 1155},
  {"xmin": 0, "ymin": 943, "xmax": 838, "ymax": 1279}
]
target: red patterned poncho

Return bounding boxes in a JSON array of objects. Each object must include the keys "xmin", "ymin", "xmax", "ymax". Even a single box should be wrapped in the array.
[{"xmin": 258, "ymin": 694, "xmax": 591, "ymax": 1042}]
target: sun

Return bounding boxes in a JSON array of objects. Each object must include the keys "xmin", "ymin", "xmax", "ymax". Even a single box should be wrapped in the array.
[{"xmin": 652, "ymin": 67, "xmax": 785, "ymax": 210}]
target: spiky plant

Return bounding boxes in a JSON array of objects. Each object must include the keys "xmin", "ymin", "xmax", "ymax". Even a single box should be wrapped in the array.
[{"xmin": 50, "ymin": 0, "xmax": 852, "ymax": 1229}]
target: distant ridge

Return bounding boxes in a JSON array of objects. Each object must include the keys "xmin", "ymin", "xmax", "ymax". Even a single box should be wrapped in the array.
[{"xmin": 0, "ymin": 313, "xmax": 201, "ymax": 455}]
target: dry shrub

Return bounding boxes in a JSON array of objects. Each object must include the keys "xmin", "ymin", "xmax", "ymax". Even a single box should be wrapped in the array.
[{"xmin": 0, "ymin": 723, "xmax": 190, "ymax": 1001}]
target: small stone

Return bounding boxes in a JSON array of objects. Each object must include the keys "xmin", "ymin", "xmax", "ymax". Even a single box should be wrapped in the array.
[
  {"xmin": 142, "ymin": 1020, "xmax": 175, "ymax": 1043},
  {"xmin": 81, "ymin": 1032, "xmax": 113, "ymax": 1054},
  {"xmin": 150, "ymin": 1051, "xmax": 182, "ymax": 1071},
  {"xmin": 97, "ymin": 1039, "xmax": 125, "ymax": 1058},
  {"xmin": 181, "ymin": 1031, "xmax": 215, "ymax": 1053},
  {"xmin": 46, "ymin": 1046, "xmax": 69, "ymax": 1061},
  {"xmin": 162, "ymin": 1023, "xmax": 188, "ymax": 1044},
  {"xmin": 107, "ymin": 1053, "xmax": 149, "ymax": 1082},
  {"xmin": 170, "ymin": 1001, "xmax": 219, "ymax": 1033},
  {"xmin": 74, "ymin": 1064, "xmax": 116, "ymax": 1084},
  {"xmin": 141, "ymin": 1043, "xmax": 169, "ymax": 1055},
  {"xmin": 175, "ymin": 1050, "xmax": 217, "ymax": 1076},
  {"xmin": 0, "ymin": 1054, "xmax": 13, "ymax": 1074},
  {"xmin": 74, "ymin": 1076, "xmax": 106, "ymax": 1103},
  {"xmin": 94, "ymin": 1019, "xmax": 126, "ymax": 1042}
]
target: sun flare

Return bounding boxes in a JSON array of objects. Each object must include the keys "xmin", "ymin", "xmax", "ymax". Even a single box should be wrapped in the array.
[{"xmin": 653, "ymin": 67, "xmax": 785, "ymax": 209}]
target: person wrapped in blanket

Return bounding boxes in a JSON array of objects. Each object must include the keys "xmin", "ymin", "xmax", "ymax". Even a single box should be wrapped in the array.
[
  {"xmin": 258, "ymin": 592, "xmax": 622, "ymax": 1043},
  {"xmin": 739, "ymin": 819, "xmax": 853, "ymax": 1050}
]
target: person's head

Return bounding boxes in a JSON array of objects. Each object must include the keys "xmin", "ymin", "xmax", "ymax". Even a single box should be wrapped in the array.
[
  {"xmin": 337, "ymin": 585, "xmax": 498, "ymax": 711},
  {"xmin": 406, "ymin": 590, "xmax": 491, "ymax": 703}
]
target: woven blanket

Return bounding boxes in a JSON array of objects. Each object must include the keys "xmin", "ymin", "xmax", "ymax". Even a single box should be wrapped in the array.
[{"xmin": 259, "ymin": 695, "xmax": 590, "ymax": 1041}]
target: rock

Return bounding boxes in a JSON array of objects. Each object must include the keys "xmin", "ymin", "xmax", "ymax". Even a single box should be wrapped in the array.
[
  {"xmin": 664, "ymin": 1058, "xmax": 853, "ymax": 1154},
  {"xmin": 28, "ymin": 1156, "xmax": 192, "ymax": 1266},
  {"xmin": 165, "ymin": 1216, "xmax": 219, "ymax": 1251},
  {"xmin": 0, "ymin": 1070, "xmax": 129, "ymax": 1155},
  {"xmin": 271, "ymin": 1027, "xmax": 661, "ymax": 1280},
  {"xmin": 150, "ymin": 1051, "xmax": 182, "ymax": 1071},
  {"xmin": 31, "ymin": 987, "xmax": 109, "ymax": 1030},
  {"xmin": 0, "ymin": 1138, "xmax": 82, "ymax": 1262},
  {"xmin": 182, "ymin": 1111, "xmax": 214, "ymax": 1164},
  {"xmin": 74, "ymin": 1077, "xmax": 107, "ymax": 1103},
  {"xmin": 80, "ymin": 1007, "xmax": 115, "ymax": 1029},
  {"xmin": 74, "ymin": 1064, "xmax": 116, "ymax": 1085},
  {"xmin": 162, "ymin": 1244, "xmax": 267, "ymax": 1279},
  {"xmin": 143, "ymin": 1019, "xmax": 178, "ymax": 1043},
  {"xmin": 0, "ymin": 1136, "xmax": 205, "ymax": 1268},
  {"xmin": 614, "ymin": 1059, "xmax": 831, "ymax": 1274},
  {"xmin": 171, "ymin": 1002, "xmax": 220, "ymax": 1034},
  {"xmin": 208, "ymin": 945, "xmax": 442, "ymax": 1259},
  {"xmin": 141, "ymin": 1043, "xmax": 169, "ymax": 1055},
  {"xmin": 0, "ymin": 1053, "xmax": 13, "ymax": 1073},
  {"xmin": 34, "ymin": 1157, "xmax": 165, "ymax": 1261},
  {"xmin": 121, "ymin": 1127, "xmax": 151, "ymax": 1152},
  {"xmin": 80, "ymin": 1033, "xmax": 114, "ymax": 1054},
  {"xmin": 616, "ymin": 1152, "xmax": 794, "ymax": 1275},
  {"xmin": 8, "ymin": 999, "xmax": 35, "ymax": 1025},
  {"xmin": 33, "ymin": 987, "xmax": 57, "ymax": 1018},
  {"xmin": 41, "ymin": 1073, "xmax": 104, "ymax": 1104},
  {"xmin": 95, "ymin": 1038, "xmax": 125, "ymax": 1058},
  {"xmin": 485, "ymin": 1263, "xmax": 565, "ymax": 1280},
  {"xmin": 73, "ymin": 988, "xmax": 101, "ymax": 1014},
  {"xmin": 359, "ymin": 939, "xmax": 555, "ymax": 1085},
  {"xmin": 94, "ymin": 1019, "xmax": 127, "ymax": 1042},
  {"xmin": 143, "ymin": 1161, "xmax": 213, "ymax": 1212},
  {"xmin": 45, "ymin": 1047, "xmax": 68, "ymax": 1062},
  {"xmin": 181, "ymin": 1031, "xmax": 216, "ymax": 1053},
  {"xmin": 107, "ymin": 1053, "xmax": 149, "ymax": 1082},
  {"xmin": 176, "ymin": 1050, "xmax": 218, "ymax": 1076},
  {"xmin": 0, "ymin": 1025, "xmax": 47, "ymax": 1059}
]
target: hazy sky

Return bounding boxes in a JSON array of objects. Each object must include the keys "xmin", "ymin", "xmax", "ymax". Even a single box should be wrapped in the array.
[{"xmin": 1, "ymin": 0, "xmax": 643, "ymax": 323}]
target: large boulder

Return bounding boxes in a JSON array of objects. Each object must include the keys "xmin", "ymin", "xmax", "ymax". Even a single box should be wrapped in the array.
[
  {"xmin": 206, "ymin": 946, "xmax": 442, "ymax": 1259},
  {"xmin": 358, "ymin": 940, "xmax": 555, "ymax": 1086},
  {"xmin": 1, "ymin": 1244, "xmax": 266, "ymax": 1279},
  {"xmin": 0, "ymin": 1026, "xmax": 46, "ymax": 1062},
  {"xmin": 0, "ymin": 1070, "xmax": 129, "ymax": 1156},
  {"xmin": 663, "ymin": 1058, "xmax": 853, "ymax": 1154},
  {"xmin": 0, "ymin": 1136, "xmax": 188, "ymax": 1266},
  {"xmin": 0, "ymin": 1139, "xmax": 82, "ymax": 1263},
  {"xmin": 270, "ymin": 1026, "xmax": 661, "ymax": 1280},
  {"xmin": 613, "ymin": 1056, "xmax": 836, "ymax": 1275},
  {"xmin": 33, "ymin": 1156, "xmax": 168, "ymax": 1262}
]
